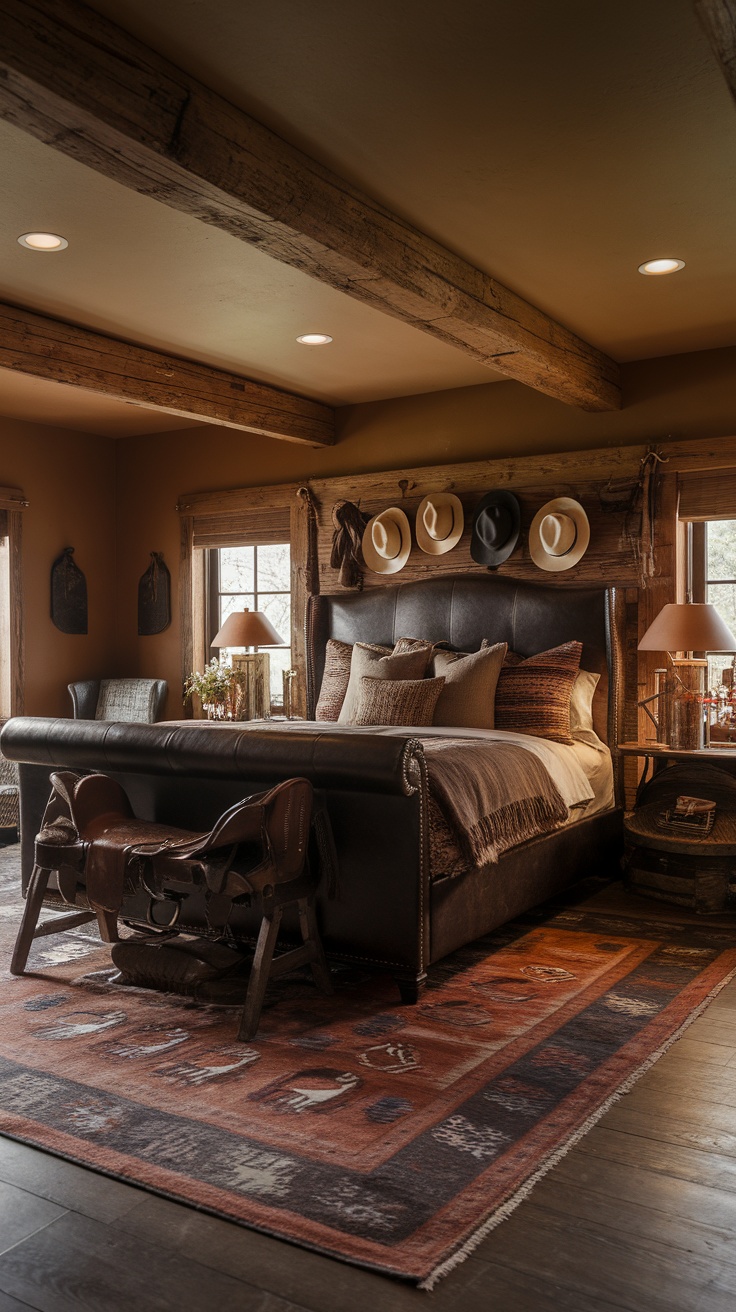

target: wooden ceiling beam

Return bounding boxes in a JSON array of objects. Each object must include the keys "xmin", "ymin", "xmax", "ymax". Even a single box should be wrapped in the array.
[
  {"xmin": 0, "ymin": 0, "xmax": 621, "ymax": 413},
  {"xmin": 0, "ymin": 302, "xmax": 335, "ymax": 446},
  {"xmin": 695, "ymin": 0, "xmax": 736, "ymax": 103}
]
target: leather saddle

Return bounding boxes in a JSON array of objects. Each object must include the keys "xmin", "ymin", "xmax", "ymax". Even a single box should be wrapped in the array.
[{"xmin": 35, "ymin": 771, "xmax": 324, "ymax": 929}]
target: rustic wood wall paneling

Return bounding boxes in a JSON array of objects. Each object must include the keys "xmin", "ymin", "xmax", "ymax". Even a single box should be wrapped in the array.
[
  {"xmin": 636, "ymin": 473, "xmax": 679, "ymax": 745},
  {"xmin": 289, "ymin": 493, "xmax": 310, "ymax": 719},
  {"xmin": 179, "ymin": 515, "xmax": 195, "ymax": 719}
]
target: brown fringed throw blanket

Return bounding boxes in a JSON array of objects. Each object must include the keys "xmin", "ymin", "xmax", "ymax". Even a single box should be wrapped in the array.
[{"xmin": 421, "ymin": 737, "xmax": 569, "ymax": 868}]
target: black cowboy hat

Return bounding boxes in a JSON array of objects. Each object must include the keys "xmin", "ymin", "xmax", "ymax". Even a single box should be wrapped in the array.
[{"xmin": 470, "ymin": 490, "xmax": 521, "ymax": 566}]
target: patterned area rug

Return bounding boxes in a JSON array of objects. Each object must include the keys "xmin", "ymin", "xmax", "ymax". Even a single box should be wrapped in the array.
[{"xmin": 1, "ymin": 843, "xmax": 735, "ymax": 1288}]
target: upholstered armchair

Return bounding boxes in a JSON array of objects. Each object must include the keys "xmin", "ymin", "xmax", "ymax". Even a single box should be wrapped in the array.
[
  {"xmin": 0, "ymin": 720, "xmax": 19, "ymax": 840},
  {"xmin": 68, "ymin": 679, "xmax": 168, "ymax": 723}
]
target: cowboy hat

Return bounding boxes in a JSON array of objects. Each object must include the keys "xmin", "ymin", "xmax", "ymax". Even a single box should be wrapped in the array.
[
  {"xmin": 415, "ymin": 493, "xmax": 464, "ymax": 555},
  {"xmin": 470, "ymin": 490, "xmax": 521, "ymax": 566},
  {"xmin": 529, "ymin": 497, "xmax": 590, "ymax": 572},
  {"xmin": 361, "ymin": 507, "xmax": 412, "ymax": 574}
]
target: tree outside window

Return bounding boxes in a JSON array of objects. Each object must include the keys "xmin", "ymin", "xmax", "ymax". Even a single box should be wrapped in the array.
[
  {"xmin": 209, "ymin": 543, "xmax": 291, "ymax": 710},
  {"xmin": 704, "ymin": 520, "xmax": 736, "ymax": 690}
]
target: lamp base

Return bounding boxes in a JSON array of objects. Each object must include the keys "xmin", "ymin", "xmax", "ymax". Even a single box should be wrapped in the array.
[{"xmin": 232, "ymin": 652, "xmax": 270, "ymax": 720}]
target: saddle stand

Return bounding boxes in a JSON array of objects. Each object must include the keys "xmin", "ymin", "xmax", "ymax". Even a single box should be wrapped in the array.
[{"xmin": 10, "ymin": 772, "xmax": 333, "ymax": 1041}]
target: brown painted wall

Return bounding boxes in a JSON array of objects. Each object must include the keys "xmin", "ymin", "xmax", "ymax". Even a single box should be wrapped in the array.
[
  {"xmin": 0, "ymin": 417, "xmax": 117, "ymax": 716},
  {"xmin": 114, "ymin": 344, "xmax": 736, "ymax": 719}
]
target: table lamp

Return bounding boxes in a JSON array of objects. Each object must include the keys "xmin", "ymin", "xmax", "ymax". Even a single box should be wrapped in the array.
[
  {"xmin": 638, "ymin": 603, "xmax": 736, "ymax": 748},
  {"xmin": 212, "ymin": 609, "xmax": 284, "ymax": 720}
]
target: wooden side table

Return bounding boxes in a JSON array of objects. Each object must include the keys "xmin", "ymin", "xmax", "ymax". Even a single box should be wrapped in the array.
[
  {"xmin": 618, "ymin": 742, "xmax": 736, "ymax": 806},
  {"xmin": 624, "ymin": 804, "xmax": 736, "ymax": 913}
]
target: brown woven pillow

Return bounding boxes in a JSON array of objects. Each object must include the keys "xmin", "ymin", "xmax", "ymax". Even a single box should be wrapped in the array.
[
  {"xmin": 315, "ymin": 639, "xmax": 390, "ymax": 721},
  {"xmin": 339, "ymin": 643, "xmax": 433, "ymax": 724},
  {"xmin": 431, "ymin": 642, "xmax": 507, "ymax": 729},
  {"xmin": 353, "ymin": 676, "xmax": 446, "ymax": 727},
  {"xmin": 494, "ymin": 642, "xmax": 583, "ymax": 744}
]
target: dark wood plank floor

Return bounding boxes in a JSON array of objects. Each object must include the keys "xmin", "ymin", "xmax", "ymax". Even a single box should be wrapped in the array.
[{"xmin": 2, "ymin": 871, "xmax": 736, "ymax": 1310}]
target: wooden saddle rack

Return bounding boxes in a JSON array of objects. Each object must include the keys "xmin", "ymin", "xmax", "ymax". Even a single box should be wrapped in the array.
[{"xmin": 10, "ymin": 771, "xmax": 333, "ymax": 1040}]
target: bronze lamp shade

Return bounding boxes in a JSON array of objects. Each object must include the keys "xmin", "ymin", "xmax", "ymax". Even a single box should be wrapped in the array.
[{"xmin": 212, "ymin": 609, "xmax": 284, "ymax": 649}]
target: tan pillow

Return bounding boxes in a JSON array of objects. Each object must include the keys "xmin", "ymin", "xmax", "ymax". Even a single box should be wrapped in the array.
[
  {"xmin": 393, "ymin": 637, "xmax": 435, "ymax": 655},
  {"xmin": 430, "ymin": 642, "xmax": 507, "ymax": 729},
  {"xmin": 494, "ymin": 642, "xmax": 583, "ymax": 744},
  {"xmin": 338, "ymin": 643, "xmax": 432, "ymax": 724},
  {"xmin": 353, "ymin": 676, "xmax": 445, "ymax": 727},
  {"xmin": 570, "ymin": 669, "xmax": 600, "ymax": 735}
]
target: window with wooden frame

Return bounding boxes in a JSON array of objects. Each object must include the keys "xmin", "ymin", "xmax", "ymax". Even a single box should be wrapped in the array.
[
  {"xmin": 208, "ymin": 542, "xmax": 292, "ymax": 711},
  {"xmin": 177, "ymin": 484, "xmax": 309, "ymax": 719},
  {"xmin": 680, "ymin": 471, "xmax": 736, "ymax": 688},
  {"xmin": 0, "ymin": 487, "xmax": 27, "ymax": 718}
]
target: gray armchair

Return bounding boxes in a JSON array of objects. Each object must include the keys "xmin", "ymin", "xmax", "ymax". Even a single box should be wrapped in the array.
[{"xmin": 68, "ymin": 678, "xmax": 168, "ymax": 723}]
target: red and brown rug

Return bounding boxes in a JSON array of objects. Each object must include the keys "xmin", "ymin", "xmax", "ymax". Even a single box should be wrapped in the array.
[{"xmin": 1, "ymin": 844, "xmax": 735, "ymax": 1288}]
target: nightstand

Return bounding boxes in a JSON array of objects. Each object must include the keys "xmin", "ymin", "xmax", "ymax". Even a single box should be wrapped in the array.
[
  {"xmin": 624, "ymin": 804, "xmax": 736, "ymax": 913},
  {"xmin": 619, "ymin": 742, "xmax": 736, "ymax": 913}
]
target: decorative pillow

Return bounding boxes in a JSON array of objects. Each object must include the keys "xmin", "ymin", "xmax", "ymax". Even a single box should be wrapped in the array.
[
  {"xmin": 430, "ymin": 642, "xmax": 507, "ymax": 729},
  {"xmin": 315, "ymin": 639, "xmax": 389, "ymax": 721},
  {"xmin": 494, "ymin": 642, "xmax": 583, "ymax": 744},
  {"xmin": 570, "ymin": 669, "xmax": 600, "ymax": 736},
  {"xmin": 339, "ymin": 643, "xmax": 433, "ymax": 724},
  {"xmin": 393, "ymin": 637, "xmax": 436, "ymax": 655},
  {"xmin": 353, "ymin": 676, "xmax": 446, "ymax": 727}
]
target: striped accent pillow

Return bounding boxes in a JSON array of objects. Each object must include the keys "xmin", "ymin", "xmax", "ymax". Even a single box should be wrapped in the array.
[
  {"xmin": 353, "ymin": 676, "xmax": 446, "ymax": 727},
  {"xmin": 494, "ymin": 642, "xmax": 583, "ymax": 744},
  {"xmin": 315, "ymin": 639, "xmax": 390, "ymax": 721}
]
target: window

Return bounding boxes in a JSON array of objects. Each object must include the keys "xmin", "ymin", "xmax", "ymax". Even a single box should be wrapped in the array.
[
  {"xmin": 208, "ymin": 542, "xmax": 291, "ymax": 710},
  {"xmin": 702, "ymin": 520, "xmax": 736, "ymax": 690}
]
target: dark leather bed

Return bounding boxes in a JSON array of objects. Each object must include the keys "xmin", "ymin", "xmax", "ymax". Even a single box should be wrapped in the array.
[{"xmin": 1, "ymin": 574, "xmax": 626, "ymax": 1001}]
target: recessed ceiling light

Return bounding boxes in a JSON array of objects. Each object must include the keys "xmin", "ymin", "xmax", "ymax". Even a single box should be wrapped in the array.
[
  {"xmin": 17, "ymin": 231, "xmax": 68, "ymax": 252},
  {"xmin": 638, "ymin": 258, "xmax": 685, "ymax": 276},
  {"xmin": 296, "ymin": 333, "xmax": 333, "ymax": 345}
]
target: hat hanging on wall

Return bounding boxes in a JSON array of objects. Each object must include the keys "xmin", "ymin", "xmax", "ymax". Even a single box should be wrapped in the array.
[
  {"xmin": 529, "ymin": 497, "xmax": 590, "ymax": 572},
  {"xmin": 470, "ymin": 491, "xmax": 521, "ymax": 567},
  {"xmin": 362, "ymin": 507, "xmax": 412, "ymax": 574},
  {"xmin": 415, "ymin": 493, "xmax": 464, "ymax": 555}
]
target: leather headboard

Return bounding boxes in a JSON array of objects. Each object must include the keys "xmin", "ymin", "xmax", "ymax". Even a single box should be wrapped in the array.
[{"xmin": 307, "ymin": 575, "xmax": 625, "ymax": 761}]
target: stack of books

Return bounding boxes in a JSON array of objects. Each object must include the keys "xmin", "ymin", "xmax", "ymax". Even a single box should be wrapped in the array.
[{"xmin": 657, "ymin": 795, "xmax": 717, "ymax": 837}]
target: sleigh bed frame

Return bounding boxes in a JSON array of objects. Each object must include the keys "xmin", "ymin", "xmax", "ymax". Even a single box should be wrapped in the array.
[{"xmin": 2, "ymin": 575, "xmax": 625, "ymax": 1001}]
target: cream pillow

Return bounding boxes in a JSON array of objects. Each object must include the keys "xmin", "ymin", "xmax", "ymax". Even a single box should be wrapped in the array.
[
  {"xmin": 338, "ymin": 643, "xmax": 432, "ymax": 724},
  {"xmin": 570, "ymin": 669, "xmax": 600, "ymax": 735},
  {"xmin": 430, "ymin": 642, "xmax": 507, "ymax": 729}
]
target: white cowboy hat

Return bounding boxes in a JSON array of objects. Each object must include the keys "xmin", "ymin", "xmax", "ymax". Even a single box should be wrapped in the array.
[
  {"xmin": 415, "ymin": 493, "xmax": 464, "ymax": 555},
  {"xmin": 361, "ymin": 507, "xmax": 412, "ymax": 574},
  {"xmin": 529, "ymin": 497, "xmax": 590, "ymax": 572}
]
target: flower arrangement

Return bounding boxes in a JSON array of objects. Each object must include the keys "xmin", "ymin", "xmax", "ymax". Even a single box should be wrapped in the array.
[{"xmin": 184, "ymin": 658, "xmax": 246, "ymax": 720}]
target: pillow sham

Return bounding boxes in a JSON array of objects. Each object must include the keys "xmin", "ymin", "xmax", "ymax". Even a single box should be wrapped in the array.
[
  {"xmin": 338, "ymin": 642, "xmax": 433, "ymax": 724},
  {"xmin": 430, "ymin": 642, "xmax": 507, "ymax": 729},
  {"xmin": 494, "ymin": 641, "xmax": 583, "ymax": 744},
  {"xmin": 353, "ymin": 676, "xmax": 445, "ymax": 727},
  {"xmin": 570, "ymin": 669, "xmax": 600, "ymax": 736},
  {"xmin": 315, "ymin": 639, "xmax": 390, "ymax": 721}
]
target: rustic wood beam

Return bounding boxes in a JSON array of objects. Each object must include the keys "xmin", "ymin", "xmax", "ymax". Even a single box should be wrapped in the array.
[
  {"xmin": 0, "ymin": 303, "xmax": 335, "ymax": 446},
  {"xmin": 0, "ymin": 0, "xmax": 621, "ymax": 413},
  {"xmin": 695, "ymin": 0, "xmax": 736, "ymax": 103}
]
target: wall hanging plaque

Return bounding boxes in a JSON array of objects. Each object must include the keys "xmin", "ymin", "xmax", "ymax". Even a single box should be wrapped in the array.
[
  {"xmin": 138, "ymin": 552, "xmax": 171, "ymax": 635},
  {"xmin": 50, "ymin": 547, "xmax": 88, "ymax": 634}
]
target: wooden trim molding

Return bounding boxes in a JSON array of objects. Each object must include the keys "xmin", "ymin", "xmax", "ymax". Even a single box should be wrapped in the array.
[
  {"xmin": 0, "ymin": 0, "xmax": 620, "ymax": 412},
  {"xmin": 0, "ymin": 302, "xmax": 334, "ymax": 447},
  {"xmin": 0, "ymin": 485, "xmax": 29, "ymax": 512}
]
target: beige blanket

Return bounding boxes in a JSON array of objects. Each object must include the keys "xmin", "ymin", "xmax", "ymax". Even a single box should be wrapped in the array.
[{"xmin": 420, "ymin": 737, "xmax": 569, "ymax": 867}]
